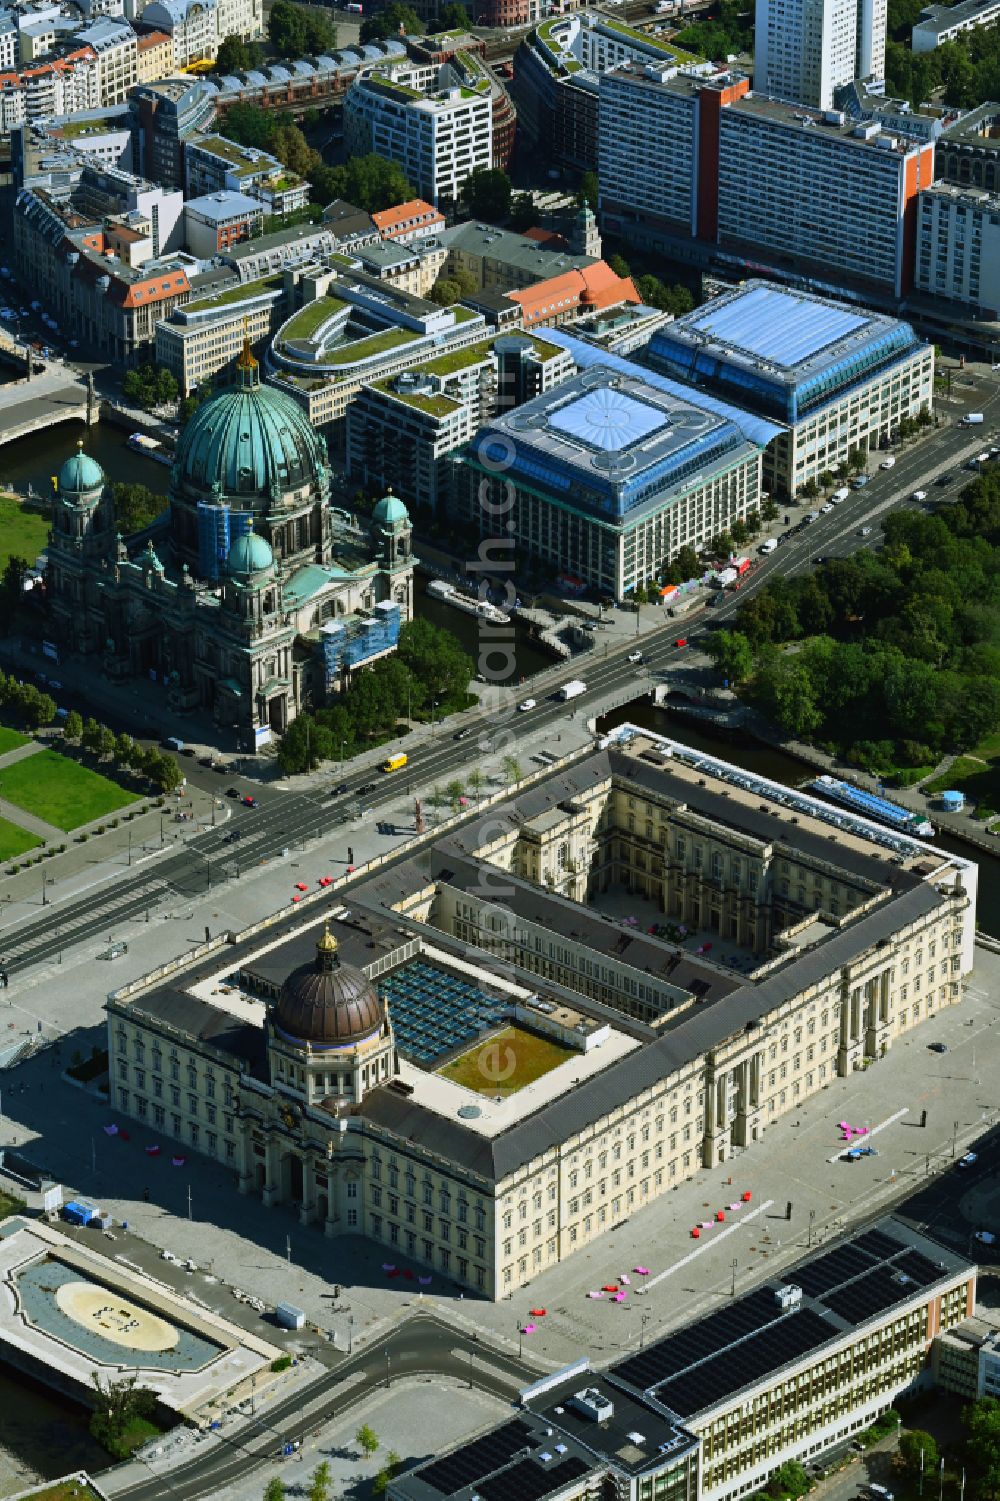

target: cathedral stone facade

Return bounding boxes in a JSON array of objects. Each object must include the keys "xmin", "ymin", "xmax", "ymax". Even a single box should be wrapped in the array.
[{"xmin": 46, "ymin": 344, "xmax": 414, "ymax": 749}]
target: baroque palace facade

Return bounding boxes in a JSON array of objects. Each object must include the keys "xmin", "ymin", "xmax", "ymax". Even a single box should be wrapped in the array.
[{"xmin": 107, "ymin": 728, "xmax": 976, "ymax": 1298}]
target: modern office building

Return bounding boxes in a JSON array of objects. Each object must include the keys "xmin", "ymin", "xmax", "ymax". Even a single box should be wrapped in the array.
[
  {"xmin": 127, "ymin": 77, "xmax": 217, "ymax": 189},
  {"xmin": 105, "ymin": 725, "xmax": 976, "ymax": 1296},
  {"xmin": 914, "ymin": 183, "xmax": 1000, "ymax": 318},
  {"xmin": 156, "ymin": 276, "xmax": 286, "ymax": 394},
  {"xmin": 647, "ymin": 282, "xmax": 934, "ymax": 498},
  {"xmin": 598, "ymin": 73, "xmax": 932, "ymax": 297},
  {"xmin": 935, "ymin": 102, "xmax": 1000, "ymax": 192},
  {"xmin": 515, "ymin": 10, "xmax": 710, "ymax": 172},
  {"xmin": 391, "ymin": 1220, "xmax": 975, "ymax": 1501},
  {"xmin": 716, "ymin": 96, "xmax": 934, "ymax": 297},
  {"xmin": 755, "ymin": 0, "xmax": 886, "ymax": 109},
  {"xmin": 453, "ymin": 346, "xmax": 778, "ymax": 596},
  {"xmin": 346, "ymin": 329, "xmax": 575, "ymax": 513},
  {"xmin": 184, "ymin": 133, "xmax": 309, "ymax": 217},
  {"xmin": 912, "ymin": 0, "xmax": 1000, "ymax": 49},
  {"xmin": 343, "ymin": 55, "xmax": 504, "ymax": 208},
  {"xmin": 266, "ymin": 270, "xmax": 490, "ymax": 429},
  {"xmin": 47, "ymin": 346, "xmax": 415, "ymax": 742},
  {"xmin": 184, "ymin": 190, "xmax": 264, "ymax": 259}
]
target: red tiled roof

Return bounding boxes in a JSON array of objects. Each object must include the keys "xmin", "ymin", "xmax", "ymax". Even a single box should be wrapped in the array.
[
  {"xmin": 371, "ymin": 199, "xmax": 444, "ymax": 237},
  {"xmin": 509, "ymin": 262, "xmax": 639, "ymax": 325}
]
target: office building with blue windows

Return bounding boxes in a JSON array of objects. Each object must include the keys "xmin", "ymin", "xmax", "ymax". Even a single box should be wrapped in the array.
[
  {"xmin": 647, "ymin": 282, "xmax": 934, "ymax": 500},
  {"xmin": 452, "ymin": 347, "xmax": 780, "ymax": 596}
]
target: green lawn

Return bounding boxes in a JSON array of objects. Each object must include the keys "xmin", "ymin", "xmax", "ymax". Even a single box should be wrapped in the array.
[
  {"xmin": 0, "ymin": 1187, "xmax": 26, "ymax": 1219},
  {"xmin": 0, "ymin": 750, "xmax": 137, "ymax": 832},
  {"xmin": 924, "ymin": 731, "xmax": 1000, "ymax": 814},
  {"xmin": 14, "ymin": 1483, "xmax": 103, "ymax": 1501},
  {"xmin": 0, "ymin": 815, "xmax": 43, "ymax": 860},
  {"xmin": 436, "ymin": 1024, "xmax": 571, "ymax": 1097},
  {"xmin": 0, "ymin": 494, "xmax": 50, "ymax": 576},
  {"xmin": 0, "ymin": 724, "xmax": 30, "ymax": 755}
]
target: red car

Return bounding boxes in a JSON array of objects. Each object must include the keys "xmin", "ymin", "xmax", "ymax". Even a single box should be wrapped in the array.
[
  {"xmin": 675, "ymin": 637, "xmax": 688, "ymax": 648},
  {"xmin": 241, "ymin": 795, "xmax": 258, "ymax": 808}
]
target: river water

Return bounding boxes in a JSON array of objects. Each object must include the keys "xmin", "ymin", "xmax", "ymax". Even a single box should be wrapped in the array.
[
  {"xmin": 0, "ymin": 419, "xmax": 170, "ymax": 500},
  {"xmin": 601, "ymin": 698, "xmax": 1000, "ymax": 937},
  {"xmin": 0, "ymin": 1365, "xmax": 108, "ymax": 1496}
]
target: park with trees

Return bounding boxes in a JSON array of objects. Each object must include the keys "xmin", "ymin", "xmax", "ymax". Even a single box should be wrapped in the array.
[{"xmin": 702, "ymin": 470, "xmax": 1000, "ymax": 793}]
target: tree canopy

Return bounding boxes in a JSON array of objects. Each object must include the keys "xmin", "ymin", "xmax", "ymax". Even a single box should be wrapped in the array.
[
  {"xmin": 268, "ymin": 0, "xmax": 337, "ymax": 57},
  {"xmin": 123, "ymin": 364, "xmax": 178, "ymax": 412},
  {"xmin": 360, "ymin": 2, "xmax": 421, "ymax": 42},
  {"xmin": 728, "ymin": 468, "xmax": 1000, "ymax": 772},
  {"xmin": 215, "ymin": 33, "xmax": 263, "ymax": 72},
  {"xmin": 311, "ymin": 153, "xmax": 415, "ymax": 213},
  {"xmin": 277, "ymin": 619, "xmax": 474, "ymax": 773},
  {"xmin": 112, "ymin": 482, "xmax": 165, "ymax": 537},
  {"xmin": 462, "ymin": 166, "xmax": 512, "ymax": 222}
]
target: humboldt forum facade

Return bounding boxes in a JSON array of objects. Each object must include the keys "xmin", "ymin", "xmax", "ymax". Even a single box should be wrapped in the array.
[{"xmin": 107, "ymin": 727, "xmax": 977, "ymax": 1299}]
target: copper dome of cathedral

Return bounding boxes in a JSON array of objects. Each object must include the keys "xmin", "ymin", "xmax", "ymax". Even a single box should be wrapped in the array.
[{"xmin": 273, "ymin": 924, "xmax": 385, "ymax": 1047}]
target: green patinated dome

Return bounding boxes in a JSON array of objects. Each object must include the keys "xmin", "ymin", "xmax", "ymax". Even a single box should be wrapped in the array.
[
  {"xmin": 373, "ymin": 492, "xmax": 409, "ymax": 526},
  {"xmin": 59, "ymin": 441, "xmax": 105, "ymax": 502},
  {"xmin": 227, "ymin": 528, "xmax": 274, "ymax": 577},
  {"xmin": 173, "ymin": 345, "xmax": 327, "ymax": 504}
]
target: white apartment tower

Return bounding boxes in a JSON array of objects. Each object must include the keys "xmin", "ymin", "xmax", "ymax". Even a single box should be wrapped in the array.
[{"xmin": 754, "ymin": 0, "xmax": 886, "ymax": 108}]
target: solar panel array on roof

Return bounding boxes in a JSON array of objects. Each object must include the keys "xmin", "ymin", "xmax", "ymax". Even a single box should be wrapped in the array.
[
  {"xmin": 608, "ymin": 1225, "xmax": 956, "ymax": 1421},
  {"xmin": 479, "ymin": 1454, "xmax": 592, "ymax": 1501},
  {"xmin": 794, "ymin": 1245, "xmax": 873, "ymax": 1299},
  {"xmin": 611, "ymin": 1288, "xmax": 781, "ymax": 1391},
  {"xmin": 418, "ymin": 1419, "xmax": 531, "ymax": 1495},
  {"xmin": 651, "ymin": 1308, "xmax": 836, "ymax": 1419},
  {"xmin": 688, "ymin": 285, "xmax": 869, "ymax": 367},
  {"xmin": 823, "ymin": 1248, "xmax": 944, "ymax": 1327}
]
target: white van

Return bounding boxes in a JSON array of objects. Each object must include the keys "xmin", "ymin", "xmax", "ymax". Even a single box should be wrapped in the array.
[
  {"xmin": 831, "ymin": 487, "xmax": 849, "ymax": 503},
  {"xmin": 880, "ymin": 455, "xmax": 896, "ymax": 470},
  {"xmin": 163, "ymin": 736, "xmax": 185, "ymax": 752},
  {"xmin": 758, "ymin": 538, "xmax": 778, "ymax": 555},
  {"xmin": 804, "ymin": 511, "xmax": 819, "ymax": 523}
]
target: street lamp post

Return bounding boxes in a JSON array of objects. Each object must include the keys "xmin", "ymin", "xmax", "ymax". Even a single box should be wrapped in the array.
[
  {"xmin": 919, "ymin": 1445, "xmax": 925, "ymax": 1498},
  {"xmin": 640, "ymin": 1313, "xmax": 651, "ymax": 1349},
  {"xmin": 808, "ymin": 1208, "xmax": 816, "ymax": 1247},
  {"xmin": 731, "ymin": 1257, "xmax": 738, "ymax": 1297},
  {"xmin": 517, "ymin": 1321, "xmax": 523, "ymax": 1359},
  {"xmin": 938, "ymin": 1456, "xmax": 945, "ymax": 1501},
  {"xmin": 385, "ymin": 1351, "xmax": 391, "ymax": 1389},
  {"xmin": 41, "ymin": 874, "xmax": 50, "ymax": 906},
  {"xmin": 953, "ymin": 1119, "xmax": 959, "ymax": 1158}
]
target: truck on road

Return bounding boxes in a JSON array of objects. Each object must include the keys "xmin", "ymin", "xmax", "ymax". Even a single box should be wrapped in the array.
[
  {"xmin": 559, "ymin": 680, "xmax": 587, "ymax": 701},
  {"xmin": 962, "ymin": 412, "xmax": 984, "ymax": 426}
]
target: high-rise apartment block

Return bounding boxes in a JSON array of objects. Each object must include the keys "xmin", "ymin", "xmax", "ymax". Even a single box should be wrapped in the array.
[
  {"xmin": 598, "ymin": 70, "xmax": 932, "ymax": 297},
  {"xmin": 915, "ymin": 183, "xmax": 1000, "ymax": 317},
  {"xmin": 754, "ymin": 0, "xmax": 886, "ymax": 109}
]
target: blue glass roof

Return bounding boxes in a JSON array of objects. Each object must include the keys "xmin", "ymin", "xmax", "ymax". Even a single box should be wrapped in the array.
[
  {"xmin": 548, "ymin": 387, "xmax": 667, "ymax": 452},
  {"xmin": 689, "ymin": 285, "xmax": 869, "ymax": 368},
  {"xmin": 543, "ymin": 330, "xmax": 784, "ymax": 449}
]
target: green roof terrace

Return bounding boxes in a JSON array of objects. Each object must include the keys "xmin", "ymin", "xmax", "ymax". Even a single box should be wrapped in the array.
[
  {"xmin": 281, "ymin": 294, "xmax": 348, "ymax": 342},
  {"xmin": 185, "ymin": 272, "xmax": 285, "ymax": 313},
  {"xmin": 373, "ymin": 378, "xmax": 464, "ymax": 418}
]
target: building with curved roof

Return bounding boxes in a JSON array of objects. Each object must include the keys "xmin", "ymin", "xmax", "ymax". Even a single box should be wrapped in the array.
[
  {"xmin": 514, "ymin": 11, "xmax": 708, "ymax": 172},
  {"xmin": 45, "ymin": 343, "xmax": 415, "ymax": 748},
  {"xmin": 646, "ymin": 281, "xmax": 934, "ymax": 498},
  {"xmin": 453, "ymin": 344, "xmax": 779, "ymax": 597}
]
